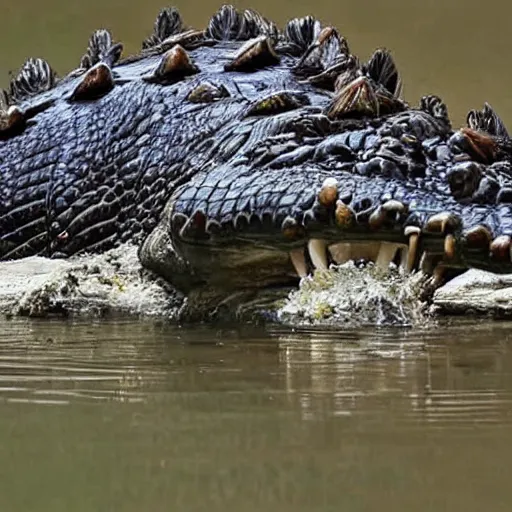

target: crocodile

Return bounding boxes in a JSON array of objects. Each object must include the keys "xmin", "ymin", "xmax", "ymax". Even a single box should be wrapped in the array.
[{"xmin": 2, "ymin": 5, "xmax": 512, "ymax": 316}]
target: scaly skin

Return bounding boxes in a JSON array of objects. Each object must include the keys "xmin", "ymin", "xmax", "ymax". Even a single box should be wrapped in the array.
[{"xmin": 2, "ymin": 5, "xmax": 512, "ymax": 312}]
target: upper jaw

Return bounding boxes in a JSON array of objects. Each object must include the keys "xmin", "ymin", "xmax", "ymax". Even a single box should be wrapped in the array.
[
  {"xmin": 141, "ymin": 163, "xmax": 512, "ymax": 298},
  {"xmin": 141, "ymin": 104, "xmax": 512, "ymax": 295}
]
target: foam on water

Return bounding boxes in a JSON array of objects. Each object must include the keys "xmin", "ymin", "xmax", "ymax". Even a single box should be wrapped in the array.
[{"xmin": 278, "ymin": 262, "xmax": 432, "ymax": 327}]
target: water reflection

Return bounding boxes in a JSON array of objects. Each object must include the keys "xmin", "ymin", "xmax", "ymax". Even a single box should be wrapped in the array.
[
  {"xmin": 278, "ymin": 326, "xmax": 512, "ymax": 426},
  {"xmin": 1, "ymin": 319, "xmax": 512, "ymax": 511},
  {"xmin": 1, "ymin": 318, "xmax": 511, "ymax": 428}
]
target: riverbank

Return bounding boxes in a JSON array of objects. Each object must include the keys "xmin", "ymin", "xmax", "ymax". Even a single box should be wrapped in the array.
[{"xmin": 1, "ymin": 245, "xmax": 511, "ymax": 323}]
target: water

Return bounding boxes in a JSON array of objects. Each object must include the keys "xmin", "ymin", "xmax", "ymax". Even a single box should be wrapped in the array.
[{"xmin": 0, "ymin": 318, "xmax": 511, "ymax": 511}]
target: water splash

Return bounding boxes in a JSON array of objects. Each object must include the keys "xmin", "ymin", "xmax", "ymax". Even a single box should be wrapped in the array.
[{"xmin": 277, "ymin": 262, "xmax": 432, "ymax": 327}]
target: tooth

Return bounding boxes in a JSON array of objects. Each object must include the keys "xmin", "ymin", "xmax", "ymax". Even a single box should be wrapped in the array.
[
  {"xmin": 281, "ymin": 215, "xmax": 303, "ymax": 239},
  {"xmin": 205, "ymin": 219, "xmax": 222, "ymax": 235},
  {"xmin": 432, "ymin": 264, "xmax": 446, "ymax": 286},
  {"xmin": 490, "ymin": 235, "xmax": 512, "ymax": 261},
  {"xmin": 308, "ymin": 239, "xmax": 328, "ymax": 270},
  {"xmin": 425, "ymin": 212, "xmax": 461, "ymax": 234},
  {"xmin": 399, "ymin": 247, "xmax": 409, "ymax": 270},
  {"xmin": 404, "ymin": 226, "xmax": 420, "ymax": 272},
  {"xmin": 171, "ymin": 212, "xmax": 189, "ymax": 232},
  {"xmin": 368, "ymin": 206, "xmax": 386, "ymax": 230},
  {"xmin": 329, "ymin": 242, "xmax": 351, "ymax": 264},
  {"xmin": 382, "ymin": 199, "xmax": 407, "ymax": 213},
  {"xmin": 444, "ymin": 234, "xmax": 456, "ymax": 260},
  {"xmin": 290, "ymin": 248, "xmax": 308, "ymax": 278},
  {"xmin": 335, "ymin": 200, "xmax": 355, "ymax": 229},
  {"xmin": 318, "ymin": 178, "xmax": 338, "ymax": 207},
  {"xmin": 369, "ymin": 200, "xmax": 406, "ymax": 230},
  {"xmin": 419, "ymin": 250, "xmax": 436, "ymax": 274},
  {"xmin": 465, "ymin": 225, "xmax": 492, "ymax": 250},
  {"xmin": 376, "ymin": 242, "xmax": 398, "ymax": 270},
  {"xmin": 180, "ymin": 210, "xmax": 207, "ymax": 239}
]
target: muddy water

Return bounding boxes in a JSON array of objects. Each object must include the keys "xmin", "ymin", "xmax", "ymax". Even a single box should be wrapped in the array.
[
  {"xmin": 1, "ymin": 0, "xmax": 511, "ymax": 127},
  {"xmin": 0, "ymin": 318, "xmax": 511, "ymax": 511}
]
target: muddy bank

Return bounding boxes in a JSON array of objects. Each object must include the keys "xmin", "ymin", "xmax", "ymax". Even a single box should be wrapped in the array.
[
  {"xmin": 0, "ymin": 245, "xmax": 182, "ymax": 319},
  {"xmin": 1, "ymin": 247, "xmax": 511, "ymax": 323}
]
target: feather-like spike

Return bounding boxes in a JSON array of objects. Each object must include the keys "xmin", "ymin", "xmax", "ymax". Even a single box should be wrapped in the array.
[
  {"xmin": 282, "ymin": 16, "xmax": 322, "ymax": 55},
  {"xmin": 420, "ymin": 95, "xmax": 451, "ymax": 129},
  {"xmin": 365, "ymin": 48, "xmax": 402, "ymax": 98},
  {"xmin": 80, "ymin": 29, "xmax": 122, "ymax": 69},
  {"xmin": 142, "ymin": 7, "xmax": 184, "ymax": 49},
  {"xmin": 243, "ymin": 9, "xmax": 279, "ymax": 42},
  {"xmin": 467, "ymin": 103, "xmax": 509, "ymax": 139},
  {"xmin": 205, "ymin": 5, "xmax": 247, "ymax": 41},
  {"xmin": 9, "ymin": 58, "xmax": 56, "ymax": 103}
]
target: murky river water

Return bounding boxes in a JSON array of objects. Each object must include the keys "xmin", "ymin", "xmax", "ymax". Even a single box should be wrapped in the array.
[
  {"xmin": 0, "ymin": 318, "xmax": 511, "ymax": 511},
  {"xmin": 2, "ymin": 0, "xmax": 512, "ymax": 509}
]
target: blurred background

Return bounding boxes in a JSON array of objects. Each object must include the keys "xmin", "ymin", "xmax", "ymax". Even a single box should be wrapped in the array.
[{"xmin": 1, "ymin": 0, "xmax": 510, "ymax": 127}]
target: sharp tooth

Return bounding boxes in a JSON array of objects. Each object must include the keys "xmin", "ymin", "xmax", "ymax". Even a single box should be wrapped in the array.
[
  {"xmin": 444, "ymin": 234, "xmax": 456, "ymax": 260},
  {"xmin": 465, "ymin": 225, "xmax": 492, "ymax": 251},
  {"xmin": 318, "ymin": 178, "xmax": 338, "ymax": 207},
  {"xmin": 289, "ymin": 248, "xmax": 308, "ymax": 278},
  {"xmin": 369, "ymin": 200, "xmax": 406, "ymax": 230},
  {"xmin": 404, "ymin": 226, "xmax": 420, "ymax": 272},
  {"xmin": 376, "ymin": 242, "xmax": 398, "ymax": 270},
  {"xmin": 425, "ymin": 212, "xmax": 461, "ymax": 234},
  {"xmin": 419, "ymin": 250, "xmax": 436, "ymax": 274},
  {"xmin": 308, "ymin": 239, "xmax": 328, "ymax": 270},
  {"xmin": 335, "ymin": 200, "xmax": 355, "ymax": 229},
  {"xmin": 490, "ymin": 235, "xmax": 512, "ymax": 261},
  {"xmin": 399, "ymin": 247, "xmax": 409, "ymax": 270},
  {"xmin": 329, "ymin": 242, "xmax": 351, "ymax": 264},
  {"xmin": 432, "ymin": 264, "xmax": 446, "ymax": 286}
]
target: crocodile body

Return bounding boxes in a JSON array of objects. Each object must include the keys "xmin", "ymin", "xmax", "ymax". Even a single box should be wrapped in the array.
[{"xmin": 2, "ymin": 5, "xmax": 512, "ymax": 310}]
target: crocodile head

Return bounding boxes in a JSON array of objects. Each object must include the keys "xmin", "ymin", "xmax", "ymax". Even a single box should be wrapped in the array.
[
  {"xmin": 135, "ymin": 9, "xmax": 512, "ymax": 311},
  {"xmin": 140, "ymin": 94, "xmax": 512, "ymax": 306}
]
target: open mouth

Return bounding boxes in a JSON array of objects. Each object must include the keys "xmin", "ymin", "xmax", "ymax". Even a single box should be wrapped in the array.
[{"xmin": 141, "ymin": 166, "xmax": 512, "ymax": 299}]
